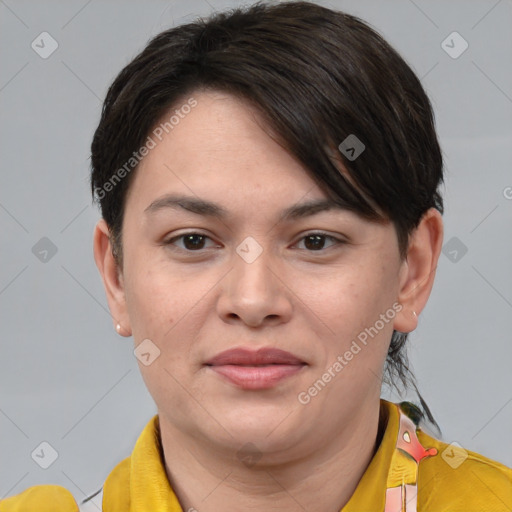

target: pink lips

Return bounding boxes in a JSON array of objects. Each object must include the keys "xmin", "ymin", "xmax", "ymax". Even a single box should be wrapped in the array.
[{"xmin": 205, "ymin": 348, "xmax": 306, "ymax": 390}]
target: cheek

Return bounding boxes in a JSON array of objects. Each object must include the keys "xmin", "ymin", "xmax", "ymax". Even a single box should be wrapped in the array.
[
  {"xmin": 124, "ymin": 261, "xmax": 216, "ymax": 360},
  {"xmin": 124, "ymin": 264, "xmax": 179, "ymax": 340},
  {"xmin": 302, "ymin": 259, "xmax": 398, "ymax": 350},
  {"xmin": 302, "ymin": 263, "xmax": 375, "ymax": 318}
]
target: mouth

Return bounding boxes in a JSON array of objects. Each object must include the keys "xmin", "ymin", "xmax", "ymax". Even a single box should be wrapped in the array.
[{"xmin": 204, "ymin": 347, "xmax": 307, "ymax": 390}]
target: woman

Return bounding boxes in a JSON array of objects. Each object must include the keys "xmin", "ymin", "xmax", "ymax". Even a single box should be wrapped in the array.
[{"xmin": 2, "ymin": 1, "xmax": 510, "ymax": 511}]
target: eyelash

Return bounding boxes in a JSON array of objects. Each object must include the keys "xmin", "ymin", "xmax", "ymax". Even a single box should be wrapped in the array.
[{"xmin": 163, "ymin": 231, "xmax": 345, "ymax": 253}]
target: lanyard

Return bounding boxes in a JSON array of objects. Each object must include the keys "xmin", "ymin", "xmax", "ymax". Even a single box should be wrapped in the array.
[{"xmin": 384, "ymin": 404, "xmax": 438, "ymax": 512}]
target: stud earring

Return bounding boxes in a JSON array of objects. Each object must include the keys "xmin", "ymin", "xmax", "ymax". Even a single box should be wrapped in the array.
[{"xmin": 116, "ymin": 323, "xmax": 122, "ymax": 333}]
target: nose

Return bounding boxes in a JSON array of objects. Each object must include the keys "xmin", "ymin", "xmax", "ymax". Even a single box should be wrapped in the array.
[{"xmin": 216, "ymin": 241, "xmax": 293, "ymax": 328}]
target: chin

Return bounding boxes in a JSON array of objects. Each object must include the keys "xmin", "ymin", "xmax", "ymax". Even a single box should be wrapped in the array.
[{"xmin": 219, "ymin": 408, "xmax": 306, "ymax": 448}]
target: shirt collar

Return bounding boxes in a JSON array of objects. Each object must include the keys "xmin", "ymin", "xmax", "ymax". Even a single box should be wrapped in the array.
[
  {"xmin": 129, "ymin": 414, "xmax": 182, "ymax": 512},
  {"xmin": 110, "ymin": 398, "xmax": 400, "ymax": 511},
  {"xmin": 341, "ymin": 399, "xmax": 399, "ymax": 511}
]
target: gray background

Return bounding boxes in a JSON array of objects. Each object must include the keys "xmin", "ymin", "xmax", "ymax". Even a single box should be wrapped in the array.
[{"xmin": 1, "ymin": 0, "xmax": 511, "ymax": 504}]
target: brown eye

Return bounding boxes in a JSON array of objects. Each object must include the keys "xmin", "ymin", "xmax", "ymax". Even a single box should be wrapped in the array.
[
  {"xmin": 166, "ymin": 233, "xmax": 216, "ymax": 251},
  {"xmin": 296, "ymin": 233, "xmax": 342, "ymax": 251}
]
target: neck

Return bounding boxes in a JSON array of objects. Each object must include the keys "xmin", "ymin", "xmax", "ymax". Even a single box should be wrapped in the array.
[{"xmin": 158, "ymin": 397, "xmax": 387, "ymax": 512}]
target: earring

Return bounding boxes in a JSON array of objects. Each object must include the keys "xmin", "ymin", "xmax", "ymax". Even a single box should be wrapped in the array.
[
  {"xmin": 116, "ymin": 323, "xmax": 122, "ymax": 333},
  {"xmin": 412, "ymin": 311, "xmax": 417, "ymax": 318}
]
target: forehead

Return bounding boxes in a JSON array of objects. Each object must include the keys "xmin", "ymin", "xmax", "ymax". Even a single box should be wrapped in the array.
[
  {"xmin": 122, "ymin": 89, "xmax": 385, "ymax": 230},
  {"xmin": 125, "ymin": 90, "xmax": 333, "ymax": 210}
]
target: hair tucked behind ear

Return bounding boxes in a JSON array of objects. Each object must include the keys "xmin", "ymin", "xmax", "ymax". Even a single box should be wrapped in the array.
[{"xmin": 385, "ymin": 331, "xmax": 442, "ymax": 436}]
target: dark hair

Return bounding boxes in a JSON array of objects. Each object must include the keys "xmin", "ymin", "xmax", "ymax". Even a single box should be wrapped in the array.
[{"xmin": 90, "ymin": 0, "xmax": 444, "ymax": 434}]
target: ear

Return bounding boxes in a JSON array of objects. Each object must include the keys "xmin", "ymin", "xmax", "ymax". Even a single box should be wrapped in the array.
[
  {"xmin": 393, "ymin": 208, "xmax": 444, "ymax": 333},
  {"xmin": 93, "ymin": 219, "xmax": 132, "ymax": 337}
]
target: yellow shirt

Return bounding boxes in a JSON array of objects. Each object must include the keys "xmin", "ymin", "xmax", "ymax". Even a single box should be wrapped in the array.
[{"xmin": 2, "ymin": 399, "xmax": 511, "ymax": 511}]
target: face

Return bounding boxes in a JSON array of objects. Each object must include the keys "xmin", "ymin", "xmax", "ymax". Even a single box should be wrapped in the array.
[{"xmin": 99, "ymin": 89, "xmax": 416, "ymax": 461}]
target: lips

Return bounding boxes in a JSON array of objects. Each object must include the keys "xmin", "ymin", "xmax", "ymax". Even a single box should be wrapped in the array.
[
  {"xmin": 205, "ymin": 347, "xmax": 305, "ymax": 366},
  {"xmin": 205, "ymin": 348, "xmax": 307, "ymax": 390}
]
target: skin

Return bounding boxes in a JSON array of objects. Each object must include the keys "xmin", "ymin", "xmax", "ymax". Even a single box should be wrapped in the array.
[{"xmin": 94, "ymin": 89, "xmax": 443, "ymax": 511}]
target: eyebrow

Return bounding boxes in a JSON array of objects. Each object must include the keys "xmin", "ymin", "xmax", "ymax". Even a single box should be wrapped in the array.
[{"xmin": 144, "ymin": 194, "xmax": 351, "ymax": 222}]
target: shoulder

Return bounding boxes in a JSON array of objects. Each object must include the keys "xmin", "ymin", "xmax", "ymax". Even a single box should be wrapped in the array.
[
  {"xmin": 0, "ymin": 442, "xmax": 137, "ymax": 512},
  {"xmin": 0, "ymin": 419, "xmax": 152, "ymax": 511},
  {"xmin": 416, "ymin": 430, "xmax": 512, "ymax": 511},
  {"xmin": 0, "ymin": 457, "xmax": 131, "ymax": 512},
  {"xmin": 101, "ymin": 455, "xmax": 131, "ymax": 510},
  {"xmin": 0, "ymin": 485, "xmax": 79, "ymax": 511}
]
